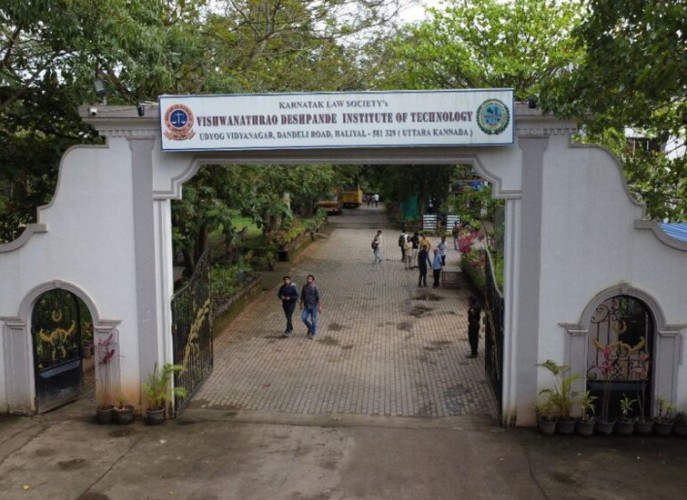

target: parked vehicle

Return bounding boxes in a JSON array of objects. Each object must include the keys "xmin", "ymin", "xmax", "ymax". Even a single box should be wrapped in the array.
[
  {"xmin": 315, "ymin": 193, "xmax": 342, "ymax": 215},
  {"xmin": 341, "ymin": 187, "xmax": 363, "ymax": 208}
]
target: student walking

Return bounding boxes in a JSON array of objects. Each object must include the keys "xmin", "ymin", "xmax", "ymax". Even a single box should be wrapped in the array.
[
  {"xmin": 432, "ymin": 248, "xmax": 443, "ymax": 288},
  {"xmin": 372, "ymin": 230, "xmax": 383, "ymax": 264},
  {"xmin": 467, "ymin": 296, "xmax": 481, "ymax": 358},
  {"xmin": 417, "ymin": 245, "xmax": 431, "ymax": 287},
  {"xmin": 300, "ymin": 274, "xmax": 322, "ymax": 338},
  {"xmin": 438, "ymin": 236, "xmax": 448, "ymax": 266},
  {"xmin": 278, "ymin": 275, "xmax": 299, "ymax": 337}
]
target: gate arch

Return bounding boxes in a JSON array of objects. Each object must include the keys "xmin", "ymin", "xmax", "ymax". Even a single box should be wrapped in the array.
[
  {"xmin": 2, "ymin": 280, "xmax": 120, "ymax": 414},
  {"xmin": 563, "ymin": 284, "xmax": 682, "ymax": 418}
]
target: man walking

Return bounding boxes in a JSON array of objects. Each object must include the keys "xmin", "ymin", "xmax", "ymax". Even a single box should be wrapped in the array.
[
  {"xmin": 372, "ymin": 230, "xmax": 383, "ymax": 264},
  {"xmin": 277, "ymin": 275, "xmax": 299, "ymax": 337},
  {"xmin": 467, "ymin": 296, "xmax": 481, "ymax": 358},
  {"xmin": 432, "ymin": 248, "xmax": 443, "ymax": 288},
  {"xmin": 398, "ymin": 230, "xmax": 408, "ymax": 262},
  {"xmin": 417, "ymin": 244, "xmax": 431, "ymax": 287},
  {"xmin": 300, "ymin": 274, "xmax": 322, "ymax": 338}
]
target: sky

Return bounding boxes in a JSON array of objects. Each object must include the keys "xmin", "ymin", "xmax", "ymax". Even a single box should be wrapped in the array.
[{"xmin": 397, "ymin": 0, "xmax": 444, "ymax": 24}]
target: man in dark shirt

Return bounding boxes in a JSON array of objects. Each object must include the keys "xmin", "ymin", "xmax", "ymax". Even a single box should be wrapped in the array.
[
  {"xmin": 277, "ymin": 275, "xmax": 299, "ymax": 337},
  {"xmin": 467, "ymin": 296, "xmax": 481, "ymax": 358},
  {"xmin": 300, "ymin": 274, "xmax": 322, "ymax": 339}
]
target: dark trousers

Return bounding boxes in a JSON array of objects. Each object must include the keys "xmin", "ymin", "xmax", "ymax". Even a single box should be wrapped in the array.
[
  {"xmin": 418, "ymin": 266, "xmax": 428, "ymax": 286},
  {"xmin": 400, "ymin": 246, "xmax": 405, "ymax": 261},
  {"xmin": 433, "ymin": 269, "xmax": 441, "ymax": 287},
  {"xmin": 468, "ymin": 325, "xmax": 479, "ymax": 355},
  {"xmin": 282, "ymin": 301, "xmax": 296, "ymax": 332}
]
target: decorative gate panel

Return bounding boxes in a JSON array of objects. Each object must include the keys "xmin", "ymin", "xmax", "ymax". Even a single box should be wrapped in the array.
[
  {"xmin": 484, "ymin": 250, "xmax": 504, "ymax": 417},
  {"xmin": 587, "ymin": 295, "xmax": 653, "ymax": 421},
  {"xmin": 32, "ymin": 290, "xmax": 90, "ymax": 413},
  {"xmin": 171, "ymin": 250, "xmax": 213, "ymax": 416}
]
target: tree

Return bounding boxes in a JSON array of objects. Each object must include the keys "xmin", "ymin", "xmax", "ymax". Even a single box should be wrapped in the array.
[
  {"xmin": 369, "ymin": 0, "xmax": 584, "ymax": 100},
  {"xmin": 0, "ymin": 0, "xmax": 208, "ymax": 241},
  {"xmin": 541, "ymin": 1, "xmax": 687, "ymax": 221}
]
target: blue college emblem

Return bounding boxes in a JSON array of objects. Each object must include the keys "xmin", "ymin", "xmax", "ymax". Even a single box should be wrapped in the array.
[{"xmin": 476, "ymin": 99, "xmax": 510, "ymax": 135}]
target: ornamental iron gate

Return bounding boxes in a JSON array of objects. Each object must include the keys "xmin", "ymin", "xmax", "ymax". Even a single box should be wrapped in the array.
[
  {"xmin": 171, "ymin": 250, "xmax": 213, "ymax": 416},
  {"xmin": 484, "ymin": 250, "xmax": 504, "ymax": 417},
  {"xmin": 32, "ymin": 289, "xmax": 92, "ymax": 413},
  {"xmin": 586, "ymin": 295, "xmax": 653, "ymax": 422}
]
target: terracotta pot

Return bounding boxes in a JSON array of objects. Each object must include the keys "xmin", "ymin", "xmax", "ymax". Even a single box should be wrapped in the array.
[
  {"xmin": 557, "ymin": 419, "xmax": 576, "ymax": 435},
  {"xmin": 113, "ymin": 405, "xmax": 135, "ymax": 425},
  {"xmin": 95, "ymin": 406, "xmax": 113, "ymax": 425},
  {"xmin": 673, "ymin": 422, "xmax": 687, "ymax": 437},
  {"xmin": 654, "ymin": 420, "xmax": 674, "ymax": 436},
  {"xmin": 576, "ymin": 420, "xmax": 595, "ymax": 436},
  {"xmin": 635, "ymin": 419, "xmax": 654, "ymax": 435},
  {"xmin": 595, "ymin": 419, "xmax": 615, "ymax": 435},
  {"xmin": 616, "ymin": 420, "xmax": 634, "ymax": 436},
  {"xmin": 146, "ymin": 407, "xmax": 166, "ymax": 426},
  {"xmin": 538, "ymin": 419, "xmax": 556, "ymax": 435}
]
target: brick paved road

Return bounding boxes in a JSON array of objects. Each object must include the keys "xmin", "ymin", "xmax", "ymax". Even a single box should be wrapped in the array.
[{"xmin": 187, "ymin": 205, "xmax": 498, "ymax": 420}]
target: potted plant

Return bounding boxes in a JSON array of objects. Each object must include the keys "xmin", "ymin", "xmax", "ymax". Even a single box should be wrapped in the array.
[
  {"xmin": 634, "ymin": 353, "xmax": 653, "ymax": 434},
  {"xmin": 576, "ymin": 390, "xmax": 597, "ymax": 436},
  {"xmin": 113, "ymin": 394, "xmax": 135, "ymax": 425},
  {"xmin": 616, "ymin": 394, "xmax": 636, "ymax": 435},
  {"xmin": 592, "ymin": 345, "xmax": 616, "ymax": 435},
  {"xmin": 654, "ymin": 395, "xmax": 674, "ymax": 436},
  {"xmin": 537, "ymin": 360, "xmax": 582, "ymax": 435},
  {"xmin": 142, "ymin": 362, "xmax": 187, "ymax": 425},
  {"xmin": 673, "ymin": 411, "xmax": 687, "ymax": 437},
  {"xmin": 94, "ymin": 333, "xmax": 117, "ymax": 424},
  {"xmin": 535, "ymin": 402, "xmax": 557, "ymax": 435}
]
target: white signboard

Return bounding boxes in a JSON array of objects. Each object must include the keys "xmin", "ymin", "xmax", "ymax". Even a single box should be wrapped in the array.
[{"xmin": 159, "ymin": 89, "xmax": 514, "ymax": 151}]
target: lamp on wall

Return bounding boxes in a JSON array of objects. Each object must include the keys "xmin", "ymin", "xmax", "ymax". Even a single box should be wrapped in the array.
[{"xmin": 94, "ymin": 78, "xmax": 108, "ymax": 105}]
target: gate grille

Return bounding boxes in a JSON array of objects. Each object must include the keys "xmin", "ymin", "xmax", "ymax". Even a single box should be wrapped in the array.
[
  {"xmin": 484, "ymin": 250, "xmax": 504, "ymax": 417},
  {"xmin": 171, "ymin": 250, "xmax": 213, "ymax": 415}
]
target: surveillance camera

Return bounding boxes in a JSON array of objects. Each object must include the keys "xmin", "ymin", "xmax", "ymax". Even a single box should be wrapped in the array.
[{"xmin": 89, "ymin": 107, "xmax": 98, "ymax": 116}]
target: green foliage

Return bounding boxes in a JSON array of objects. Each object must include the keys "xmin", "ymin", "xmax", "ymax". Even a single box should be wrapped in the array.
[
  {"xmin": 619, "ymin": 394, "xmax": 636, "ymax": 421},
  {"xmin": 142, "ymin": 362, "xmax": 187, "ymax": 410},
  {"xmin": 541, "ymin": 1, "xmax": 687, "ymax": 220},
  {"xmin": 579, "ymin": 390, "xmax": 597, "ymax": 423},
  {"xmin": 374, "ymin": 0, "xmax": 584, "ymax": 98},
  {"xmin": 538, "ymin": 360, "xmax": 583, "ymax": 420},
  {"xmin": 210, "ymin": 263, "xmax": 252, "ymax": 301}
]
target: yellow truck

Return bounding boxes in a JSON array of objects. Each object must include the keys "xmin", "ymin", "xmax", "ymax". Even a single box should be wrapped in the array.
[
  {"xmin": 341, "ymin": 187, "xmax": 363, "ymax": 208},
  {"xmin": 315, "ymin": 192, "xmax": 343, "ymax": 215}
]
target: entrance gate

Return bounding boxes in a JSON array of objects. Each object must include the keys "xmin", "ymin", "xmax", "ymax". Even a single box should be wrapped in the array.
[
  {"xmin": 484, "ymin": 251, "xmax": 504, "ymax": 416},
  {"xmin": 171, "ymin": 250, "xmax": 213, "ymax": 415},
  {"xmin": 32, "ymin": 289, "xmax": 90, "ymax": 413}
]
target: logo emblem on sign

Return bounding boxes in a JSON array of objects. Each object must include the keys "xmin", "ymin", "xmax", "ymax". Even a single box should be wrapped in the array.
[
  {"xmin": 476, "ymin": 99, "xmax": 510, "ymax": 135},
  {"xmin": 164, "ymin": 104, "xmax": 196, "ymax": 141}
]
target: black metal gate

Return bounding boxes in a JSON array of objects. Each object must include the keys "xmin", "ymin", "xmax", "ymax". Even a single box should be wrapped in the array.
[
  {"xmin": 484, "ymin": 250, "xmax": 504, "ymax": 417},
  {"xmin": 32, "ymin": 289, "xmax": 90, "ymax": 413},
  {"xmin": 586, "ymin": 295, "xmax": 653, "ymax": 421},
  {"xmin": 171, "ymin": 250, "xmax": 213, "ymax": 415}
]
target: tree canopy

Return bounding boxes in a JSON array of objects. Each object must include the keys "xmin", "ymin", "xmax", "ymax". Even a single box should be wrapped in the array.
[{"xmin": 541, "ymin": 0, "xmax": 687, "ymax": 220}]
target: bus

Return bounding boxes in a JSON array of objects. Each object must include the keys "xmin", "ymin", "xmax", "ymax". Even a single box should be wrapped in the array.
[{"xmin": 341, "ymin": 186, "xmax": 363, "ymax": 208}]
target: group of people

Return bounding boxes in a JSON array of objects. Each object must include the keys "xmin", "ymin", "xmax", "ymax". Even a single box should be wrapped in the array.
[
  {"xmin": 277, "ymin": 274, "xmax": 321, "ymax": 339},
  {"xmin": 275, "ymin": 225, "xmax": 482, "ymax": 358},
  {"xmin": 395, "ymin": 230, "xmax": 449, "ymax": 288}
]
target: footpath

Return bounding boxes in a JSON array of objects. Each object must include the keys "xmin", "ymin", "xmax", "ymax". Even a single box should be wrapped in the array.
[{"xmin": 0, "ymin": 206, "xmax": 685, "ymax": 499}]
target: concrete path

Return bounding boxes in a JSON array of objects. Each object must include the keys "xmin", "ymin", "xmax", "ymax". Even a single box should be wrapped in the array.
[
  {"xmin": 185, "ymin": 204, "xmax": 497, "ymax": 420},
  {"xmin": 1, "ymin": 206, "xmax": 686, "ymax": 499}
]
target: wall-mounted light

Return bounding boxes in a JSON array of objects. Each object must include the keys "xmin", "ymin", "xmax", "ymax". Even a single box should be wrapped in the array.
[
  {"xmin": 527, "ymin": 96, "xmax": 538, "ymax": 109},
  {"xmin": 137, "ymin": 103, "xmax": 146, "ymax": 117}
]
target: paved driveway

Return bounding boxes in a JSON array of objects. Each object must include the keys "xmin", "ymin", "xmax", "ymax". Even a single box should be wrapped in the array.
[{"xmin": 186, "ymin": 205, "xmax": 498, "ymax": 420}]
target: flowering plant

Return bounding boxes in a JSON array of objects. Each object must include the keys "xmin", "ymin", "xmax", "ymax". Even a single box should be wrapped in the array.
[{"xmin": 95, "ymin": 333, "xmax": 117, "ymax": 408}]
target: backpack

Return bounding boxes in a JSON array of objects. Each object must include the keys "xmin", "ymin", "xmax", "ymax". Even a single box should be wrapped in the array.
[{"xmin": 398, "ymin": 234, "xmax": 406, "ymax": 247}]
